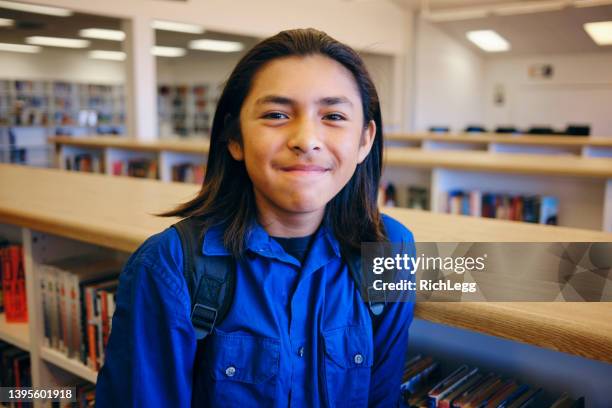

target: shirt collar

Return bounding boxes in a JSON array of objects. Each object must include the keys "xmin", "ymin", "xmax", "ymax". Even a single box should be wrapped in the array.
[{"xmin": 202, "ymin": 219, "xmax": 341, "ymax": 261}]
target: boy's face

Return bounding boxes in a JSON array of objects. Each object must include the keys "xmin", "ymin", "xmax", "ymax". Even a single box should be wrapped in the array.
[{"xmin": 229, "ymin": 54, "xmax": 376, "ymax": 222}]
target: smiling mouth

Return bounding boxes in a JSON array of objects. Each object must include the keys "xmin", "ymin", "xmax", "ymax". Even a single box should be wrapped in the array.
[{"xmin": 280, "ymin": 164, "xmax": 330, "ymax": 173}]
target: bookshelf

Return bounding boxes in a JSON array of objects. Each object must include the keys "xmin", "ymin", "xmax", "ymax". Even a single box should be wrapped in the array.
[
  {"xmin": 0, "ymin": 79, "xmax": 126, "ymax": 170},
  {"xmin": 382, "ymin": 148, "xmax": 612, "ymax": 232},
  {"xmin": 0, "ymin": 79, "xmax": 125, "ymax": 132},
  {"xmin": 51, "ymin": 135, "xmax": 209, "ymax": 183},
  {"xmin": 49, "ymin": 137, "xmax": 612, "ymax": 232},
  {"xmin": 0, "ymin": 163, "xmax": 611, "ymax": 404}
]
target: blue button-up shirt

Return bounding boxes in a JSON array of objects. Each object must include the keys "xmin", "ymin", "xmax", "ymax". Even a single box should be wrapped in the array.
[{"xmin": 96, "ymin": 214, "xmax": 415, "ymax": 407}]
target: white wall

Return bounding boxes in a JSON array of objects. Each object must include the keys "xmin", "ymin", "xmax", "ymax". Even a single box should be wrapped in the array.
[
  {"xmin": 156, "ymin": 53, "xmax": 240, "ymax": 86},
  {"xmin": 413, "ymin": 18, "xmax": 485, "ymax": 132},
  {"xmin": 360, "ymin": 52, "xmax": 397, "ymax": 130},
  {"xmin": 483, "ymin": 52, "xmax": 612, "ymax": 136}
]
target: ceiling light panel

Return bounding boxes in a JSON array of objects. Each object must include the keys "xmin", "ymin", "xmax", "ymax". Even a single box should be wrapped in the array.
[
  {"xmin": 79, "ymin": 28, "xmax": 125, "ymax": 41},
  {"xmin": 152, "ymin": 46, "xmax": 186, "ymax": 57},
  {"xmin": 152, "ymin": 20, "xmax": 205, "ymax": 34},
  {"xmin": 0, "ymin": 42, "xmax": 41, "ymax": 53},
  {"xmin": 584, "ymin": 21, "xmax": 612, "ymax": 45},
  {"xmin": 0, "ymin": 0, "xmax": 72, "ymax": 16},
  {"xmin": 189, "ymin": 39, "xmax": 244, "ymax": 52},
  {"xmin": 26, "ymin": 36, "xmax": 90, "ymax": 48},
  {"xmin": 466, "ymin": 30, "xmax": 511, "ymax": 52},
  {"xmin": 88, "ymin": 50, "xmax": 126, "ymax": 61}
]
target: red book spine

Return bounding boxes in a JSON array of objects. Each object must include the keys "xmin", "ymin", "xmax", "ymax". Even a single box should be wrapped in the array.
[
  {"xmin": 4, "ymin": 246, "xmax": 28, "ymax": 322},
  {"xmin": 13, "ymin": 246, "xmax": 27, "ymax": 322},
  {"xmin": 1, "ymin": 248, "xmax": 11, "ymax": 316},
  {"xmin": 85, "ymin": 287, "xmax": 98, "ymax": 370}
]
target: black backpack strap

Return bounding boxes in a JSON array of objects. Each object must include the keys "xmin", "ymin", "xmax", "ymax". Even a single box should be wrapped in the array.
[
  {"xmin": 343, "ymin": 248, "xmax": 386, "ymax": 317},
  {"xmin": 173, "ymin": 218, "xmax": 235, "ymax": 340}
]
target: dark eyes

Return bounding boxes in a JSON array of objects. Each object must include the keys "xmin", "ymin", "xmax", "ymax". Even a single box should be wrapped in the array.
[
  {"xmin": 261, "ymin": 112, "xmax": 346, "ymax": 121},
  {"xmin": 323, "ymin": 113, "xmax": 346, "ymax": 121},
  {"xmin": 262, "ymin": 112, "xmax": 289, "ymax": 120}
]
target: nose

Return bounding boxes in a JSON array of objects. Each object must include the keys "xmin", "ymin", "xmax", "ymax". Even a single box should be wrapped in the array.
[{"xmin": 287, "ymin": 117, "xmax": 321, "ymax": 154}]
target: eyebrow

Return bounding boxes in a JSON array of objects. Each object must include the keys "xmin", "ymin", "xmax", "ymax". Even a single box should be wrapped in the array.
[{"xmin": 255, "ymin": 95, "xmax": 353, "ymax": 107}]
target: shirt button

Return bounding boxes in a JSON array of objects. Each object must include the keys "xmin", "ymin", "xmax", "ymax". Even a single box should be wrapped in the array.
[
  {"xmin": 225, "ymin": 366, "xmax": 236, "ymax": 377},
  {"xmin": 354, "ymin": 353, "xmax": 364, "ymax": 365},
  {"xmin": 298, "ymin": 346, "xmax": 305, "ymax": 357}
]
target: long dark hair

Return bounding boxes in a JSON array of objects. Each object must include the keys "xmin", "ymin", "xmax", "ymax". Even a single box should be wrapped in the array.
[{"xmin": 162, "ymin": 28, "xmax": 386, "ymax": 257}]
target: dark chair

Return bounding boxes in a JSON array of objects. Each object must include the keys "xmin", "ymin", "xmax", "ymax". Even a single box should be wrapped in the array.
[
  {"xmin": 495, "ymin": 126, "xmax": 519, "ymax": 134},
  {"xmin": 565, "ymin": 124, "xmax": 590, "ymax": 136},
  {"xmin": 428, "ymin": 126, "xmax": 450, "ymax": 133},
  {"xmin": 527, "ymin": 126, "xmax": 554, "ymax": 135},
  {"xmin": 464, "ymin": 125, "xmax": 487, "ymax": 133}
]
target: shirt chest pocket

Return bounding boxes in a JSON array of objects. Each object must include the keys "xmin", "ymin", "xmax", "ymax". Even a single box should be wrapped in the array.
[
  {"xmin": 322, "ymin": 325, "xmax": 373, "ymax": 408},
  {"xmin": 199, "ymin": 330, "xmax": 280, "ymax": 407}
]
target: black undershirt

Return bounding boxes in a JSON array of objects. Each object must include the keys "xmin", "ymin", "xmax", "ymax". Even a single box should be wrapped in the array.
[{"xmin": 271, "ymin": 234, "xmax": 315, "ymax": 264}]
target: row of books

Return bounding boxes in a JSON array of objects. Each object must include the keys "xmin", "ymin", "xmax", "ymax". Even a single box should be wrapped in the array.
[
  {"xmin": 64, "ymin": 156, "xmax": 207, "ymax": 184},
  {"xmin": 0, "ymin": 79, "xmax": 125, "ymax": 129},
  {"xmin": 64, "ymin": 154, "xmax": 103, "ymax": 173},
  {"xmin": 172, "ymin": 162, "xmax": 206, "ymax": 184},
  {"xmin": 380, "ymin": 183, "xmax": 430, "ymax": 210},
  {"xmin": 40, "ymin": 256, "xmax": 121, "ymax": 371},
  {"xmin": 111, "ymin": 158, "xmax": 158, "ymax": 179},
  {"xmin": 401, "ymin": 355, "xmax": 584, "ymax": 408},
  {"xmin": 158, "ymin": 83, "xmax": 218, "ymax": 137},
  {"xmin": 0, "ymin": 243, "xmax": 27, "ymax": 322},
  {"xmin": 0, "ymin": 340, "xmax": 96, "ymax": 407},
  {"xmin": 0, "ymin": 342, "xmax": 31, "ymax": 396},
  {"xmin": 446, "ymin": 191, "xmax": 559, "ymax": 225}
]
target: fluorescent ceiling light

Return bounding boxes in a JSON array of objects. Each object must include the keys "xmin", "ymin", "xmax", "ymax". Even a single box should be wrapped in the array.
[
  {"xmin": 466, "ymin": 30, "xmax": 510, "ymax": 52},
  {"xmin": 573, "ymin": 0, "xmax": 612, "ymax": 7},
  {"xmin": 152, "ymin": 45, "xmax": 186, "ymax": 57},
  {"xmin": 0, "ymin": 42, "xmax": 41, "ymax": 53},
  {"xmin": 189, "ymin": 39, "xmax": 244, "ymax": 52},
  {"xmin": 26, "ymin": 36, "xmax": 90, "ymax": 48},
  {"xmin": 88, "ymin": 50, "xmax": 126, "ymax": 61},
  {"xmin": 584, "ymin": 21, "xmax": 612, "ymax": 45},
  {"xmin": 0, "ymin": 18, "xmax": 14, "ymax": 27},
  {"xmin": 152, "ymin": 20, "xmax": 205, "ymax": 34},
  {"xmin": 79, "ymin": 28, "xmax": 125, "ymax": 41},
  {"xmin": 0, "ymin": 0, "xmax": 72, "ymax": 16},
  {"xmin": 494, "ymin": 0, "xmax": 566, "ymax": 15}
]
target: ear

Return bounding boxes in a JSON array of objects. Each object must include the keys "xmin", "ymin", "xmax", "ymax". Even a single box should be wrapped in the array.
[
  {"xmin": 357, "ymin": 120, "xmax": 376, "ymax": 164},
  {"xmin": 227, "ymin": 139, "xmax": 244, "ymax": 161}
]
